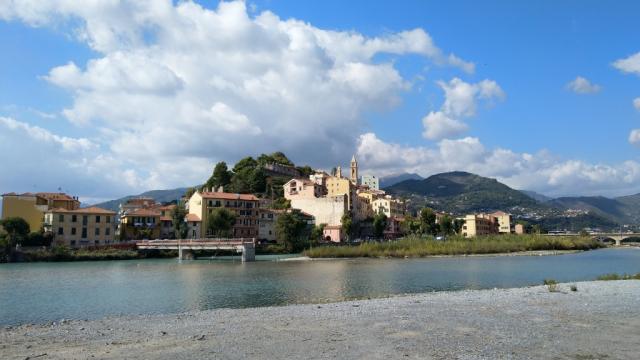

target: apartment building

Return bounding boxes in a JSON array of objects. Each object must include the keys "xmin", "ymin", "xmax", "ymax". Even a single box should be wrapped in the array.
[
  {"xmin": 283, "ymin": 178, "xmax": 324, "ymax": 200},
  {"xmin": 372, "ymin": 196, "xmax": 404, "ymax": 218},
  {"xmin": 44, "ymin": 207, "xmax": 116, "ymax": 247},
  {"xmin": 188, "ymin": 191, "xmax": 260, "ymax": 238},
  {"xmin": 461, "ymin": 214, "xmax": 499, "ymax": 237},
  {"xmin": 2, "ymin": 192, "xmax": 80, "ymax": 232},
  {"xmin": 490, "ymin": 211, "xmax": 513, "ymax": 233},
  {"xmin": 120, "ymin": 208, "xmax": 161, "ymax": 240}
]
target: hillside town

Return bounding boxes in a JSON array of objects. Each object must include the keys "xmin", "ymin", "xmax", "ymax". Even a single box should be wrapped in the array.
[{"xmin": 0, "ymin": 155, "xmax": 528, "ymax": 250}]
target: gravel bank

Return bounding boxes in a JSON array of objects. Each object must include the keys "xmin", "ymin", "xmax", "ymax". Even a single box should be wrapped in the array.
[{"xmin": 1, "ymin": 281, "xmax": 639, "ymax": 359}]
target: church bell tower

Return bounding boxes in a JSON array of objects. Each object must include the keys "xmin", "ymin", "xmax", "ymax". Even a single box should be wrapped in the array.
[{"xmin": 350, "ymin": 155, "xmax": 358, "ymax": 185}]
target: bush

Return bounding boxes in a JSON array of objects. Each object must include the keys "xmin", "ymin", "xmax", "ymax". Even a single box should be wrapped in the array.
[
  {"xmin": 543, "ymin": 279, "xmax": 559, "ymax": 292},
  {"xmin": 570, "ymin": 284, "xmax": 578, "ymax": 292},
  {"xmin": 596, "ymin": 273, "xmax": 640, "ymax": 281}
]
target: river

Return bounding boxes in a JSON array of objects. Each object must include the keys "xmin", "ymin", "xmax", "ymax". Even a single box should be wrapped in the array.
[{"xmin": 1, "ymin": 248, "xmax": 639, "ymax": 325}]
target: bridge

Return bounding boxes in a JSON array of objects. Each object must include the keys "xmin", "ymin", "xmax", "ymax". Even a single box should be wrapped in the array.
[
  {"xmin": 544, "ymin": 233, "xmax": 640, "ymax": 246},
  {"xmin": 136, "ymin": 238, "xmax": 256, "ymax": 262}
]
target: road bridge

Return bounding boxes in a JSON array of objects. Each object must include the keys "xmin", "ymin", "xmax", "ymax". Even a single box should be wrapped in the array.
[
  {"xmin": 544, "ymin": 233, "xmax": 640, "ymax": 246},
  {"xmin": 136, "ymin": 238, "xmax": 256, "ymax": 262}
]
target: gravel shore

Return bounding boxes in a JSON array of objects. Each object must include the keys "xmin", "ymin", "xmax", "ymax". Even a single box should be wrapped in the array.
[{"xmin": 1, "ymin": 280, "xmax": 639, "ymax": 359}]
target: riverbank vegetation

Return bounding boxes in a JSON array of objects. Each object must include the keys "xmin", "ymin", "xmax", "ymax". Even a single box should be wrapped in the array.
[
  {"xmin": 596, "ymin": 273, "xmax": 640, "ymax": 281},
  {"xmin": 303, "ymin": 234, "xmax": 604, "ymax": 258},
  {"xmin": 16, "ymin": 244, "xmax": 177, "ymax": 262}
]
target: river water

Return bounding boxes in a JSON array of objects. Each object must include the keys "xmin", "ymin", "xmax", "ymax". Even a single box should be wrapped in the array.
[{"xmin": 1, "ymin": 248, "xmax": 639, "ymax": 325}]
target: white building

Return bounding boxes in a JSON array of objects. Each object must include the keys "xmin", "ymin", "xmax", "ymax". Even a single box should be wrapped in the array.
[{"xmin": 360, "ymin": 175, "xmax": 380, "ymax": 190}]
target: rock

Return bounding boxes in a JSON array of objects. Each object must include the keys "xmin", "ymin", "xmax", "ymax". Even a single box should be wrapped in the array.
[{"xmin": 195, "ymin": 334, "xmax": 206, "ymax": 341}]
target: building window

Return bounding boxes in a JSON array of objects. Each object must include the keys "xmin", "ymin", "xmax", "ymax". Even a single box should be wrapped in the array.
[
  {"xmin": 57, "ymin": 227, "xmax": 63, "ymax": 235},
  {"xmin": 70, "ymin": 240, "xmax": 76, "ymax": 246},
  {"xmin": 72, "ymin": 215, "xmax": 77, "ymax": 222},
  {"xmin": 106, "ymin": 216, "xmax": 111, "ymax": 223},
  {"xmin": 96, "ymin": 215, "xmax": 101, "ymax": 223},
  {"xmin": 82, "ymin": 228, "xmax": 87, "ymax": 238},
  {"xmin": 71, "ymin": 228, "xmax": 76, "ymax": 235},
  {"xmin": 59, "ymin": 214, "xmax": 64, "ymax": 222},
  {"xmin": 94, "ymin": 240, "xmax": 99, "ymax": 245},
  {"xmin": 95, "ymin": 228, "xmax": 100, "ymax": 236},
  {"xmin": 106, "ymin": 228, "xmax": 110, "ymax": 236},
  {"xmin": 82, "ymin": 216, "xmax": 88, "ymax": 225}
]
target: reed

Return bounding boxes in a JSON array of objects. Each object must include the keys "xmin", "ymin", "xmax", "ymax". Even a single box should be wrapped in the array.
[{"xmin": 303, "ymin": 234, "xmax": 603, "ymax": 258}]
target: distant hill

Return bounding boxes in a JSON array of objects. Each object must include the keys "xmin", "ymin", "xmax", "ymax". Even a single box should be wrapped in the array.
[
  {"xmin": 520, "ymin": 190, "xmax": 553, "ymax": 203},
  {"xmin": 549, "ymin": 195, "xmax": 640, "ymax": 225},
  {"xmin": 384, "ymin": 171, "xmax": 625, "ymax": 231},
  {"xmin": 379, "ymin": 173, "xmax": 423, "ymax": 188},
  {"xmin": 385, "ymin": 171, "xmax": 540, "ymax": 214},
  {"xmin": 94, "ymin": 187, "xmax": 189, "ymax": 212}
]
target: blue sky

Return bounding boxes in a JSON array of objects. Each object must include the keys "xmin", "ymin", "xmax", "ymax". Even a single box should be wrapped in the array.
[{"xmin": 1, "ymin": 0, "xmax": 640, "ymax": 202}]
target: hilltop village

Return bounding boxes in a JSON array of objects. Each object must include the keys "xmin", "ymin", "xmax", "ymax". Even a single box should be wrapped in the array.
[{"xmin": 0, "ymin": 153, "xmax": 525, "ymax": 251}]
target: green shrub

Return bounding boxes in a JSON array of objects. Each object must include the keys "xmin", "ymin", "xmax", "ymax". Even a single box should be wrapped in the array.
[{"xmin": 596, "ymin": 273, "xmax": 640, "ymax": 281}]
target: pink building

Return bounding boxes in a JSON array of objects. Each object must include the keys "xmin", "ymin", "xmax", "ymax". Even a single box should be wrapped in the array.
[
  {"xmin": 284, "ymin": 178, "xmax": 324, "ymax": 200},
  {"xmin": 323, "ymin": 225, "xmax": 344, "ymax": 243}
]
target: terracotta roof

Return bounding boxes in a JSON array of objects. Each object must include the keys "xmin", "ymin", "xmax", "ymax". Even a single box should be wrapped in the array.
[
  {"xmin": 125, "ymin": 208, "xmax": 161, "ymax": 217},
  {"xmin": 155, "ymin": 204, "xmax": 176, "ymax": 211},
  {"xmin": 48, "ymin": 206, "xmax": 115, "ymax": 215},
  {"xmin": 490, "ymin": 211, "xmax": 510, "ymax": 216},
  {"xmin": 36, "ymin": 192, "xmax": 77, "ymax": 201},
  {"xmin": 160, "ymin": 216, "xmax": 172, "ymax": 222},
  {"xmin": 200, "ymin": 192, "xmax": 259, "ymax": 201},
  {"xmin": 185, "ymin": 214, "xmax": 201, "ymax": 222}
]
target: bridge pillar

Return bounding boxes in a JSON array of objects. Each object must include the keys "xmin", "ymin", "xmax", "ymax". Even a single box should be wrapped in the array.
[
  {"xmin": 179, "ymin": 249, "xmax": 195, "ymax": 260},
  {"xmin": 241, "ymin": 244, "xmax": 255, "ymax": 262}
]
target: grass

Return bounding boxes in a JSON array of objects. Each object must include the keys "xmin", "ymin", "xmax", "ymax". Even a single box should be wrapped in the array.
[
  {"xmin": 596, "ymin": 273, "xmax": 640, "ymax": 281},
  {"xmin": 303, "ymin": 234, "xmax": 604, "ymax": 259},
  {"xmin": 543, "ymin": 278, "xmax": 559, "ymax": 292}
]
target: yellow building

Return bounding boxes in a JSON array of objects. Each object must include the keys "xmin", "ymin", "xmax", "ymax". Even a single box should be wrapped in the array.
[
  {"xmin": 2, "ymin": 192, "xmax": 80, "ymax": 232},
  {"xmin": 187, "ymin": 191, "xmax": 260, "ymax": 238},
  {"xmin": 120, "ymin": 208, "xmax": 161, "ymax": 240},
  {"xmin": 461, "ymin": 214, "xmax": 499, "ymax": 238},
  {"xmin": 372, "ymin": 196, "xmax": 404, "ymax": 218},
  {"xmin": 490, "ymin": 211, "xmax": 513, "ymax": 233},
  {"xmin": 44, "ymin": 207, "xmax": 116, "ymax": 248},
  {"xmin": 326, "ymin": 176, "xmax": 357, "ymax": 212}
]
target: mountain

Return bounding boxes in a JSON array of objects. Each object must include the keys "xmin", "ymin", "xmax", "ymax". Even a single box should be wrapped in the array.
[
  {"xmin": 385, "ymin": 171, "xmax": 540, "ymax": 214},
  {"xmin": 379, "ymin": 173, "xmax": 423, "ymax": 189},
  {"xmin": 93, "ymin": 187, "xmax": 189, "ymax": 212},
  {"xmin": 549, "ymin": 195, "xmax": 640, "ymax": 225},
  {"xmin": 384, "ymin": 171, "xmax": 623, "ymax": 231},
  {"xmin": 520, "ymin": 190, "xmax": 553, "ymax": 203}
]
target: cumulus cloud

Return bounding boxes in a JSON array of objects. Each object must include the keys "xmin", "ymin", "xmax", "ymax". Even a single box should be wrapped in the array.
[
  {"xmin": 634, "ymin": 97, "xmax": 640, "ymax": 111},
  {"xmin": 421, "ymin": 78, "xmax": 504, "ymax": 140},
  {"xmin": 0, "ymin": 0, "xmax": 476, "ymax": 197},
  {"xmin": 613, "ymin": 52, "xmax": 640, "ymax": 76},
  {"xmin": 566, "ymin": 76, "xmax": 601, "ymax": 94},
  {"xmin": 629, "ymin": 129, "xmax": 640, "ymax": 146},
  {"xmin": 357, "ymin": 133, "xmax": 640, "ymax": 197}
]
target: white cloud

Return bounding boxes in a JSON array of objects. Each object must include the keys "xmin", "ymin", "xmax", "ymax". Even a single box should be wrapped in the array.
[
  {"xmin": 0, "ymin": 0, "xmax": 478, "ymax": 198},
  {"xmin": 634, "ymin": 97, "xmax": 640, "ymax": 111},
  {"xmin": 613, "ymin": 52, "xmax": 640, "ymax": 76},
  {"xmin": 421, "ymin": 78, "xmax": 504, "ymax": 140},
  {"xmin": 629, "ymin": 129, "xmax": 640, "ymax": 146},
  {"xmin": 421, "ymin": 111, "xmax": 468, "ymax": 140},
  {"xmin": 566, "ymin": 76, "xmax": 601, "ymax": 94},
  {"xmin": 357, "ymin": 133, "xmax": 640, "ymax": 197}
]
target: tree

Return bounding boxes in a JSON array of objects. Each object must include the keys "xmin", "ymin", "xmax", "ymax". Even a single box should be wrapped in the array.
[
  {"xmin": 531, "ymin": 224, "xmax": 543, "ymax": 235},
  {"xmin": 271, "ymin": 197, "xmax": 291, "ymax": 209},
  {"xmin": 296, "ymin": 165, "xmax": 315, "ymax": 177},
  {"xmin": 270, "ymin": 151, "xmax": 294, "ymax": 166},
  {"xmin": 373, "ymin": 212, "xmax": 387, "ymax": 239},
  {"xmin": 232, "ymin": 156, "xmax": 258, "ymax": 173},
  {"xmin": 207, "ymin": 208, "xmax": 237, "ymax": 237},
  {"xmin": 204, "ymin": 162, "xmax": 232, "ymax": 191},
  {"xmin": 439, "ymin": 215, "xmax": 454, "ymax": 235},
  {"xmin": 310, "ymin": 223, "xmax": 326, "ymax": 245},
  {"xmin": 341, "ymin": 213, "xmax": 353, "ymax": 241},
  {"xmin": 0, "ymin": 217, "xmax": 30, "ymax": 247},
  {"xmin": 419, "ymin": 208, "xmax": 437, "ymax": 235},
  {"xmin": 275, "ymin": 210, "xmax": 309, "ymax": 252},
  {"xmin": 184, "ymin": 187, "xmax": 197, "ymax": 200},
  {"xmin": 453, "ymin": 218, "xmax": 465, "ymax": 234},
  {"xmin": 171, "ymin": 201, "xmax": 189, "ymax": 239}
]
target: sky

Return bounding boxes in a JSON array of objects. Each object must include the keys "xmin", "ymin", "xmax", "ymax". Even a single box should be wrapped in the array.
[{"xmin": 1, "ymin": 0, "xmax": 640, "ymax": 203}]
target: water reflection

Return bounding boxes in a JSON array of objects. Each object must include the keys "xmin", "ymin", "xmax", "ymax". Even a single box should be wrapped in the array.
[{"xmin": 0, "ymin": 248, "xmax": 639, "ymax": 325}]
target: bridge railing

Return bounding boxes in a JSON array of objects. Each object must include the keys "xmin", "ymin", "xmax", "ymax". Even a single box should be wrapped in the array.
[{"xmin": 136, "ymin": 238, "xmax": 256, "ymax": 246}]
